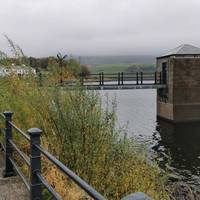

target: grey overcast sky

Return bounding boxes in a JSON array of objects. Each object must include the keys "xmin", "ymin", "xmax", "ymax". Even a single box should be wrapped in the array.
[{"xmin": 1, "ymin": 0, "xmax": 200, "ymax": 57}]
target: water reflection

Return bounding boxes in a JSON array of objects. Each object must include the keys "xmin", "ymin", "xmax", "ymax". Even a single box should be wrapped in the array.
[
  {"xmin": 100, "ymin": 89, "xmax": 200, "ymax": 185},
  {"xmin": 155, "ymin": 119, "xmax": 200, "ymax": 185}
]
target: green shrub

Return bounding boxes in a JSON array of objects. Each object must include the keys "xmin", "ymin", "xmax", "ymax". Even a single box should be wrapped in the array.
[{"xmin": 0, "ymin": 75, "xmax": 170, "ymax": 199}]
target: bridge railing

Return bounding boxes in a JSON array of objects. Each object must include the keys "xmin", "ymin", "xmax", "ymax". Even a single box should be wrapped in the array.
[
  {"xmin": 80, "ymin": 72, "xmax": 163, "ymax": 86},
  {"xmin": 0, "ymin": 111, "xmax": 152, "ymax": 200}
]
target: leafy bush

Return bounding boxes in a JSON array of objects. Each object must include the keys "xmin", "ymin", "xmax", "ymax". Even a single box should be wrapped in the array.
[{"xmin": 0, "ymin": 75, "xmax": 170, "ymax": 199}]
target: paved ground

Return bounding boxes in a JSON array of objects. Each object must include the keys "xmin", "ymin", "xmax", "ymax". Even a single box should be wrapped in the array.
[{"xmin": 0, "ymin": 151, "xmax": 29, "ymax": 200}]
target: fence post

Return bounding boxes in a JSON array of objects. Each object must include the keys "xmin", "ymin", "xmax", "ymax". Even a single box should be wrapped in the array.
[
  {"xmin": 3, "ymin": 111, "xmax": 15, "ymax": 177},
  {"xmin": 102, "ymin": 72, "xmax": 104, "ymax": 85},
  {"xmin": 118, "ymin": 72, "xmax": 121, "ymax": 85},
  {"xmin": 136, "ymin": 72, "xmax": 139, "ymax": 85},
  {"xmin": 154, "ymin": 72, "xmax": 157, "ymax": 84},
  {"xmin": 99, "ymin": 73, "xmax": 102, "ymax": 85},
  {"xmin": 28, "ymin": 128, "xmax": 42, "ymax": 200},
  {"xmin": 140, "ymin": 72, "xmax": 143, "ymax": 84},
  {"xmin": 121, "ymin": 72, "xmax": 124, "ymax": 85}
]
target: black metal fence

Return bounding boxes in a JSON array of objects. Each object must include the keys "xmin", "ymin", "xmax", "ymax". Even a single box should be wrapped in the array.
[
  {"xmin": 79, "ymin": 72, "xmax": 164, "ymax": 86},
  {"xmin": 0, "ymin": 111, "xmax": 107, "ymax": 200}
]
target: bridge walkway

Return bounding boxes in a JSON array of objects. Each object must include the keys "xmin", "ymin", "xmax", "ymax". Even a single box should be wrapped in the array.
[{"xmin": 71, "ymin": 72, "xmax": 167, "ymax": 90}]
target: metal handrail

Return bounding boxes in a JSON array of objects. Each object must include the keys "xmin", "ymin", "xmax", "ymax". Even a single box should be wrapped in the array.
[
  {"xmin": 1, "ymin": 128, "xmax": 6, "ymax": 136},
  {"xmin": 8, "ymin": 139, "xmax": 30, "ymax": 166},
  {"xmin": 0, "ymin": 141, "xmax": 5, "ymax": 152},
  {"xmin": 0, "ymin": 112, "xmax": 107, "ymax": 200},
  {"xmin": 80, "ymin": 72, "xmax": 163, "ymax": 86},
  {"xmin": 9, "ymin": 121, "xmax": 30, "ymax": 141},
  {"xmin": 36, "ymin": 172, "xmax": 62, "ymax": 200},
  {"xmin": 35, "ymin": 144, "xmax": 106, "ymax": 200},
  {"xmin": 0, "ymin": 113, "xmax": 5, "ymax": 119},
  {"xmin": 0, "ymin": 111, "xmax": 152, "ymax": 200},
  {"xmin": 9, "ymin": 157, "xmax": 30, "ymax": 191}
]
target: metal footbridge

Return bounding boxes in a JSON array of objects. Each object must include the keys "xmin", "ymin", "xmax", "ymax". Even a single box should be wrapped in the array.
[{"xmin": 77, "ymin": 72, "xmax": 166, "ymax": 90}]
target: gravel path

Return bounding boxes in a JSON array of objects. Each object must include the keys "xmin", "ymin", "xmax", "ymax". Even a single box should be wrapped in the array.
[{"xmin": 0, "ymin": 151, "xmax": 29, "ymax": 200}]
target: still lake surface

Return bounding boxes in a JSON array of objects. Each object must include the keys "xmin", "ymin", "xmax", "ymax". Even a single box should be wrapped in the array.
[{"xmin": 100, "ymin": 89, "xmax": 200, "ymax": 186}]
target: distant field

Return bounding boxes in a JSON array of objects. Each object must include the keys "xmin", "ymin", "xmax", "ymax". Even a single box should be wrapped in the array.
[
  {"xmin": 89, "ymin": 63, "xmax": 155, "ymax": 74},
  {"xmin": 89, "ymin": 64, "xmax": 131, "ymax": 73}
]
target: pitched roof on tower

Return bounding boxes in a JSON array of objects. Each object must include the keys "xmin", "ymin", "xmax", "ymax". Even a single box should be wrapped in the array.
[{"xmin": 157, "ymin": 44, "xmax": 200, "ymax": 58}]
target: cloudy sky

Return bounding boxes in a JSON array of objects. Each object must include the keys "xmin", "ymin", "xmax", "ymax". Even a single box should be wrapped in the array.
[{"xmin": 0, "ymin": 0, "xmax": 200, "ymax": 57}]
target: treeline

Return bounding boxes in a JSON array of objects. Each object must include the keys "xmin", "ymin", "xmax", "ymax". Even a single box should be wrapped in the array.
[
  {"xmin": 0, "ymin": 56, "xmax": 90, "ymax": 77},
  {"xmin": 0, "ymin": 35, "xmax": 90, "ymax": 77},
  {"xmin": 28, "ymin": 56, "xmax": 79, "ymax": 73},
  {"xmin": 28, "ymin": 56, "xmax": 90, "ymax": 76}
]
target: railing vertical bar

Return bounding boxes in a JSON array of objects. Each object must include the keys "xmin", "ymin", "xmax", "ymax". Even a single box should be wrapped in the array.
[
  {"xmin": 118, "ymin": 72, "xmax": 120, "ymax": 85},
  {"xmin": 99, "ymin": 73, "xmax": 101, "ymax": 86},
  {"xmin": 102, "ymin": 72, "xmax": 104, "ymax": 85},
  {"xmin": 140, "ymin": 72, "xmax": 143, "ymax": 85},
  {"xmin": 154, "ymin": 72, "xmax": 157, "ymax": 84},
  {"xmin": 29, "ymin": 128, "xmax": 42, "ymax": 200},
  {"xmin": 3, "ymin": 111, "xmax": 15, "ymax": 177},
  {"xmin": 121, "ymin": 72, "xmax": 124, "ymax": 85}
]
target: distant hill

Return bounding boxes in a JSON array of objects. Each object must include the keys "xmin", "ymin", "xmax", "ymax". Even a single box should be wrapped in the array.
[{"xmin": 80, "ymin": 55, "xmax": 156, "ymax": 66}]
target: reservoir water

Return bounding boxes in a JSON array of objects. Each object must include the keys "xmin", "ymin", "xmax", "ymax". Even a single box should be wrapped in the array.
[{"xmin": 100, "ymin": 89, "xmax": 200, "ymax": 186}]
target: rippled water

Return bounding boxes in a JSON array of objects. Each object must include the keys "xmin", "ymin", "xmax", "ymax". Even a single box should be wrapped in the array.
[{"xmin": 100, "ymin": 89, "xmax": 200, "ymax": 186}]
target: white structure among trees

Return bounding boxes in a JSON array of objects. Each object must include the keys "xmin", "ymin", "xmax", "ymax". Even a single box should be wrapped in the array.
[{"xmin": 0, "ymin": 64, "xmax": 36, "ymax": 76}]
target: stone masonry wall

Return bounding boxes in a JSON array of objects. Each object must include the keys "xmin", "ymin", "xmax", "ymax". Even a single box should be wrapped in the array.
[
  {"xmin": 173, "ymin": 58, "xmax": 200, "ymax": 104},
  {"xmin": 172, "ymin": 58, "xmax": 200, "ymax": 121}
]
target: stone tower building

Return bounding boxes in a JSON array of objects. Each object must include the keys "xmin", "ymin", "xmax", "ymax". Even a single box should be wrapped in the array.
[{"xmin": 157, "ymin": 44, "xmax": 200, "ymax": 122}]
